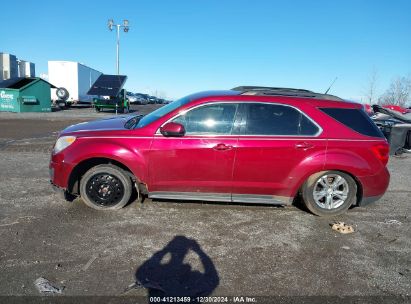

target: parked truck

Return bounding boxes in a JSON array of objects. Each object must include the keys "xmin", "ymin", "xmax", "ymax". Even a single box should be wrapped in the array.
[{"xmin": 88, "ymin": 75, "xmax": 129, "ymax": 113}]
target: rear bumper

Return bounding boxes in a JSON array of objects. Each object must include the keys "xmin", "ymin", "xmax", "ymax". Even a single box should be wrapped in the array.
[
  {"xmin": 358, "ymin": 167, "xmax": 390, "ymax": 205},
  {"xmin": 358, "ymin": 195, "xmax": 383, "ymax": 206}
]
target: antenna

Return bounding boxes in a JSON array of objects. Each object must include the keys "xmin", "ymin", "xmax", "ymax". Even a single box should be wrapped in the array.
[{"xmin": 324, "ymin": 77, "xmax": 338, "ymax": 94}]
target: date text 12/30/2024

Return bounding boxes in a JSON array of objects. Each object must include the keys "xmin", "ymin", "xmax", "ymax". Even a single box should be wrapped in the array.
[{"xmin": 149, "ymin": 297, "xmax": 257, "ymax": 303}]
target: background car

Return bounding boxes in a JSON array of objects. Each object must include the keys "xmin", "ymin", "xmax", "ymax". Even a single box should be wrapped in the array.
[
  {"xmin": 382, "ymin": 104, "xmax": 410, "ymax": 114},
  {"xmin": 126, "ymin": 92, "xmax": 138, "ymax": 103},
  {"xmin": 134, "ymin": 93, "xmax": 149, "ymax": 105},
  {"xmin": 147, "ymin": 96, "xmax": 158, "ymax": 104},
  {"xmin": 372, "ymin": 105, "xmax": 411, "ymax": 154},
  {"xmin": 363, "ymin": 103, "xmax": 374, "ymax": 116}
]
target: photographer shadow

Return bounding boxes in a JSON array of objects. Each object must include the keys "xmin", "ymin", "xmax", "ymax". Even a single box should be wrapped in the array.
[{"xmin": 136, "ymin": 235, "xmax": 219, "ymax": 297}]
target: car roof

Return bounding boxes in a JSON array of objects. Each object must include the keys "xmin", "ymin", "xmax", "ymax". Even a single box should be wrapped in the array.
[
  {"xmin": 189, "ymin": 88, "xmax": 360, "ymax": 108},
  {"xmin": 232, "ymin": 86, "xmax": 344, "ymax": 101}
]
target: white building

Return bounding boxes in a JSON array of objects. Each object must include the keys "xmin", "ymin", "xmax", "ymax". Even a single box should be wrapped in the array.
[
  {"xmin": 18, "ymin": 60, "xmax": 35, "ymax": 77},
  {"xmin": 0, "ymin": 53, "xmax": 18, "ymax": 80},
  {"xmin": 48, "ymin": 61, "xmax": 102, "ymax": 102}
]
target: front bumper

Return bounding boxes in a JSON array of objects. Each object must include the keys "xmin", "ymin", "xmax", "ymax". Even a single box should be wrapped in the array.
[
  {"xmin": 49, "ymin": 153, "xmax": 72, "ymax": 189},
  {"xmin": 50, "ymin": 181, "xmax": 75, "ymax": 202},
  {"xmin": 50, "ymin": 180, "xmax": 66, "ymax": 198}
]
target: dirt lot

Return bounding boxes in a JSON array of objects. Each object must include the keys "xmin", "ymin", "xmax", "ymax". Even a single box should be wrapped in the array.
[{"xmin": 0, "ymin": 105, "xmax": 410, "ymax": 302}]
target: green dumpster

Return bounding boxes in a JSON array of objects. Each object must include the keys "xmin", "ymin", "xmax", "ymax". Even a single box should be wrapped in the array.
[{"xmin": 0, "ymin": 77, "xmax": 56, "ymax": 113}]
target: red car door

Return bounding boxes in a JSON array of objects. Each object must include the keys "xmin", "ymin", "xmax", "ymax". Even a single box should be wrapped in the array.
[
  {"xmin": 232, "ymin": 103, "xmax": 327, "ymax": 204},
  {"xmin": 148, "ymin": 102, "xmax": 240, "ymax": 200}
]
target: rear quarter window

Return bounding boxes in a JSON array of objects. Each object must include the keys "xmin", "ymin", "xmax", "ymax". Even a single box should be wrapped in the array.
[{"xmin": 320, "ymin": 108, "xmax": 384, "ymax": 138}]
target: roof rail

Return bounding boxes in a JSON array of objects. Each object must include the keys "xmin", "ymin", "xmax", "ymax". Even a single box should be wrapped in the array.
[{"xmin": 231, "ymin": 86, "xmax": 344, "ymax": 101}]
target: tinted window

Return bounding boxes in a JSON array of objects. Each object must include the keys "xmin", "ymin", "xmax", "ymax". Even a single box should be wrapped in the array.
[
  {"xmin": 320, "ymin": 108, "xmax": 384, "ymax": 138},
  {"xmin": 172, "ymin": 103, "xmax": 238, "ymax": 135},
  {"xmin": 244, "ymin": 103, "xmax": 319, "ymax": 136}
]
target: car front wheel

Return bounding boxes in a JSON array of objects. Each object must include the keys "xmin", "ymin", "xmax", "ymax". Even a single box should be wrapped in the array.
[
  {"xmin": 79, "ymin": 164, "xmax": 132, "ymax": 210},
  {"xmin": 302, "ymin": 171, "xmax": 357, "ymax": 216}
]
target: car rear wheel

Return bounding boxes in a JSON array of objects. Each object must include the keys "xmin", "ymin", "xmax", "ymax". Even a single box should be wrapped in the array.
[
  {"xmin": 80, "ymin": 164, "xmax": 132, "ymax": 210},
  {"xmin": 302, "ymin": 171, "xmax": 357, "ymax": 216}
]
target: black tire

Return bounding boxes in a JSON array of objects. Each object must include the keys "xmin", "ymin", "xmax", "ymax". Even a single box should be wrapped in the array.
[
  {"xmin": 79, "ymin": 164, "xmax": 133, "ymax": 210},
  {"xmin": 95, "ymin": 107, "xmax": 100, "ymax": 112},
  {"xmin": 301, "ymin": 170, "xmax": 357, "ymax": 216}
]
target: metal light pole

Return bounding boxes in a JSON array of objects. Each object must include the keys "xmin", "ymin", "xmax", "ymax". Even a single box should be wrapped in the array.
[{"xmin": 108, "ymin": 19, "xmax": 130, "ymax": 75}]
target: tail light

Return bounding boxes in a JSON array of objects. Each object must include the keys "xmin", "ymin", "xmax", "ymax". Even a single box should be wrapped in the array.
[{"xmin": 371, "ymin": 143, "xmax": 390, "ymax": 166}]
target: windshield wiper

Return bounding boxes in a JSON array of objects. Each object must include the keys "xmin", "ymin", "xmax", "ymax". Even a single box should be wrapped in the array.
[{"xmin": 124, "ymin": 115, "xmax": 144, "ymax": 129}]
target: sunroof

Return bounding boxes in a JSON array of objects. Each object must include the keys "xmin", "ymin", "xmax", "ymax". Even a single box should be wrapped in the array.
[{"xmin": 87, "ymin": 75, "xmax": 127, "ymax": 96}]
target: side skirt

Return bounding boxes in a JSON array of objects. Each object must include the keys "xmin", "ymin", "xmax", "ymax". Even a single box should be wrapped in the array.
[
  {"xmin": 232, "ymin": 194, "xmax": 292, "ymax": 205},
  {"xmin": 148, "ymin": 192, "xmax": 231, "ymax": 202},
  {"xmin": 148, "ymin": 191, "xmax": 292, "ymax": 205}
]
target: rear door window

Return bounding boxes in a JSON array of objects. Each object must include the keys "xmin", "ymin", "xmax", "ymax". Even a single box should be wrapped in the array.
[
  {"xmin": 243, "ymin": 103, "xmax": 320, "ymax": 136},
  {"xmin": 320, "ymin": 108, "xmax": 384, "ymax": 138}
]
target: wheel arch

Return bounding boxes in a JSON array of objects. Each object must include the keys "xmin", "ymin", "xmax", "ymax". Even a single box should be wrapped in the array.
[
  {"xmin": 67, "ymin": 157, "xmax": 138, "ymax": 195},
  {"xmin": 293, "ymin": 169, "xmax": 364, "ymax": 206}
]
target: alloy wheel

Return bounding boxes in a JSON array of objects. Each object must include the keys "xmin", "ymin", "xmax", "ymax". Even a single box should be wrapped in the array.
[{"xmin": 312, "ymin": 174, "xmax": 349, "ymax": 210}]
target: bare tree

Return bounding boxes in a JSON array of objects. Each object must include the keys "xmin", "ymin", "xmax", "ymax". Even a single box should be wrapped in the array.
[
  {"xmin": 378, "ymin": 76, "xmax": 411, "ymax": 107},
  {"xmin": 364, "ymin": 67, "xmax": 378, "ymax": 104},
  {"xmin": 151, "ymin": 89, "xmax": 159, "ymax": 97},
  {"xmin": 157, "ymin": 90, "xmax": 167, "ymax": 99}
]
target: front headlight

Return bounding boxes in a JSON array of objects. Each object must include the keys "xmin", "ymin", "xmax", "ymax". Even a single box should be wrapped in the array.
[{"xmin": 53, "ymin": 136, "xmax": 76, "ymax": 154}]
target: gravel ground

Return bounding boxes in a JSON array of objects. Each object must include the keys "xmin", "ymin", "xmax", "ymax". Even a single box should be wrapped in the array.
[{"xmin": 0, "ymin": 106, "xmax": 410, "ymax": 302}]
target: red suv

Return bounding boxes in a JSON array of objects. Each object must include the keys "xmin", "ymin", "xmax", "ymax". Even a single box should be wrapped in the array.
[{"xmin": 50, "ymin": 87, "xmax": 390, "ymax": 216}]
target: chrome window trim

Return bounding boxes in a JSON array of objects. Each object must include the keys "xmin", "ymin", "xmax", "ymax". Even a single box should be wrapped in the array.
[{"xmin": 156, "ymin": 101, "xmax": 323, "ymax": 137}]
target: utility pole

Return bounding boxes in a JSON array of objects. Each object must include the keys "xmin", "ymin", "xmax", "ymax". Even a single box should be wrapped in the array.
[{"xmin": 108, "ymin": 19, "xmax": 130, "ymax": 75}]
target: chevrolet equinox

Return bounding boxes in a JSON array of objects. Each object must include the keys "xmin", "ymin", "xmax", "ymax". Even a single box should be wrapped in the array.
[{"xmin": 50, "ymin": 86, "xmax": 390, "ymax": 216}]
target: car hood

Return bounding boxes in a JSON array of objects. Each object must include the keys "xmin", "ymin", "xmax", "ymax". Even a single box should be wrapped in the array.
[{"xmin": 63, "ymin": 115, "xmax": 134, "ymax": 134}]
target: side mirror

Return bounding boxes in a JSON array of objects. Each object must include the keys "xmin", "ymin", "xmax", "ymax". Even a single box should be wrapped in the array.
[{"xmin": 160, "ymin": 122, "xmax": 186, "ymax": 137}]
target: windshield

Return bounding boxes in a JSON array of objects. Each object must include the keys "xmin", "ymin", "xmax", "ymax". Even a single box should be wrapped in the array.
[
  {"xmin": 134, "ymin": 90, "xmax": 240, "ymax": 128},
  {"xmin": 135, "ymin": 94, "xmax": 193, "ymax": 128}
]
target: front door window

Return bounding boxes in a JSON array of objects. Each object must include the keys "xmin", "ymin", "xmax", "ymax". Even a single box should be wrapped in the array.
[{"xmin": 172, "ymin": 103, "xmax": 239, "ymax": 135}]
